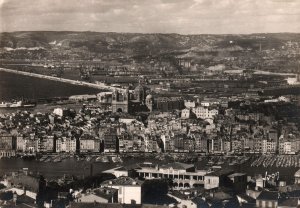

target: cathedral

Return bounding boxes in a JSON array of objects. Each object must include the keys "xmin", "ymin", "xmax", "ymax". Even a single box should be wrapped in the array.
[{"xmin": 110, "ymin": 83, "xmax": 153, "ymax": 113}]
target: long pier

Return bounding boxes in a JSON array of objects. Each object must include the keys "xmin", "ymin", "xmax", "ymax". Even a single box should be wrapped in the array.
[{"xmin": 0, "ymin": 67, "xmax": 124, "ymax": 92}]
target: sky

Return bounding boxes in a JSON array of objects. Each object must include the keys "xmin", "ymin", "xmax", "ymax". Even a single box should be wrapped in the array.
[{"xmin": 0, "ymin": 0, "xmax": 300, "ymax": 34}]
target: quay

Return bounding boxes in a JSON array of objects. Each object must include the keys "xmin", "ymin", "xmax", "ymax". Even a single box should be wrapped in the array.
[{"xmin": 0, "ymin": 67, "xmax": 124, "ymax": 92}]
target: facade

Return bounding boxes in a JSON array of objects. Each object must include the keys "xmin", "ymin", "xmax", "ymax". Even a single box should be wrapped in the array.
[
  {"xmin": 80, "ymin": 137, "xmax": 100, "ymax": 153},
  {"xmin": 112, "ymin": 89, "xmax": 129, "ymax": 113},
  {"xmin": 103, "ymin": 128, "xmax": 118, "ymax": 153},
  {"xmin": 156, "ymin": 97, "xmax": 184, "ymax": 112},
  {"xmin": 56, "ymin": 137, "xmax": 76, "ymax": 153},
  {"xmin": 16, "ymin": 135, "xmax": 25, "ymax": 152},
  {"xmin": 181, "ymin": 109, "xmax": 191, "ymax": 119},
  {"xmin": 97, "ymin": 92, "xmax": 113, "ymax": 104},
  {"xmin": 0, "ymin": 133, "xmax": 14, "ymax": 150},
  {"xmin": 101, "ymin": 176, "xmax": 143, "ymax": 204},
  {"xmin": 0, "ymin": 134, "xmax": 15, "ymax": 157},
  {"xmin": 256, "ymin": 191, "xmax": 278, "ymax": 208},
  {"xmin": 204, "ymin": 169, "xmax": 234, "ymax": 190},
  {"xmin": 192, "ymin": 107, "xmax": 218, "ymax": 119},
  {"xmin": 262, "ymin": 140, "xmax": 277, "ymax": 154},
  {"xmin": 36, "ymin": 136, "xmax": 54, "ymax": 153},
  {"xmin": 136, "ymin": 162, "xmax": 209, "ymax": 189},
  {"xmin": 24, "ymin": 138, "xmax": 37, "ymax": 153}
]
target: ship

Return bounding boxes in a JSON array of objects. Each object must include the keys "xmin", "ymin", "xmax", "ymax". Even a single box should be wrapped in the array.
[{"xmin": 0, "ymin": 100, "xmax": 36, "ymax": 108}]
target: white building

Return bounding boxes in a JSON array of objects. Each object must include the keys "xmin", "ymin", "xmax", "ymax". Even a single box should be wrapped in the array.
[
  {"xmin": 181, "ymin": 109, "xmax": 191, "ymax": 119},
  {"xmin": 279, "ymin": 141, "xmax": 293, "ymax": 154},
  {"xmin": 262, "ymin": 140, "xmax": 276, "ymax": 154},
  {"xmin": 101, "ymin": 176, "xmax": 143, "ymax": 204},
  {"xmin": 136, "ymin": 162, "xmax": 209, "ymax": 189},
  {"xmin": 192, "ymin": 107, "xmax": 218, "ymax": 119}
]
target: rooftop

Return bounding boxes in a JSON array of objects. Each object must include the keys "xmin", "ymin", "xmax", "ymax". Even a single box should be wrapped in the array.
[
  {"xmin": 228, "ymin": 173, "xmax": 246, "ymax": 178},
  {"xmin": 256, "ymin": 191, "xmax": 278, "ymax": 201},
  {"xmin": 101, "ymin": 176, "xmax": 143, "ymax": 186},
  {"xmin": 205, "ymin": 169, "xmax": 234, "ymax": 177},
  {"xmin": 68, "ymin": 202, "xmax": 168, "ymax": 208},
  {"xmin": 161, "ymin": 162, "xmax": 194, "ymax": 170}
]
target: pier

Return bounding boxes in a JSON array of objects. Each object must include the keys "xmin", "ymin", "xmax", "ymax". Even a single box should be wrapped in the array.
[{"xmin": 0, "ymin": 67, "xmax": 124, "ymax": 92}]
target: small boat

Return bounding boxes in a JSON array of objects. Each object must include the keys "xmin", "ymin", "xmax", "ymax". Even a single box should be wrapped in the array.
[
  {"xmin": 101, "ymin": 156, "xmax": 109, "ymax": 163},
  {"xmin": 86, "ymin": 156, "xmax": 92, "ymax": 162},
  {"xmin": 95, "ymin": 156, "xmax": 102, "ymax": 162}
]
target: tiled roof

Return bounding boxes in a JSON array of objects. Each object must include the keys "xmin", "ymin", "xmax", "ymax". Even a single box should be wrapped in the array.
[{"xmin": 256, "ymin": 191, "xmax": 278, "ymax": 201}]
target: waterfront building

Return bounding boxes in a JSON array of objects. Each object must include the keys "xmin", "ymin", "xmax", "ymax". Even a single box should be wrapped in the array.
[
  {"xmin": 161, "ymin": 134, "xmax": 174, "ymax": 152},
  {"xmin": 101, "ymin": 176, "xmax": 144, "ymax": 204},
  {"xmin": 136, "ymin": 162, "xmax": 209, "ymax": 189},
  {"xmin": 56, "ymin": 137, "xmax": 76, "ymax": 153},
  {"xmin": 0, "ymin": 133, "xmax": 14, "ymax": 150},
  {"xmin": 36, "ymin": 136, "xmax": 54, "ymax": 153},
  {"xmin": 80, "ymin": 135, "xmax": 100, "ymax": 153},
  {"xmin": 16, "ymin": 135, "xmax": 25, "ymax": 152},
  {"xmin": 24, "ymin": 138, "xmax": 37, "ymax": 154}
]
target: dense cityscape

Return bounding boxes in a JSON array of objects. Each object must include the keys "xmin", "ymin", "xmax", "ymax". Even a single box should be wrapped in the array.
[{"xmin": 1, "ymin": 1, "xmax": 300, "ymax": 207}]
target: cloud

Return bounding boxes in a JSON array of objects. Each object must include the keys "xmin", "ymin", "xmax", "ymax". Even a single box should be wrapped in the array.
[{"xmin": 0, "ymin": 0, "xmax": 299, "ymax": 34}]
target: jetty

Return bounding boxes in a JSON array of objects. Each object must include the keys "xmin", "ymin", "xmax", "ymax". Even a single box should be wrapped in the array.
[{"xmin": 0, "ymin": 67, "xmax": 125, "ymax": 92}]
